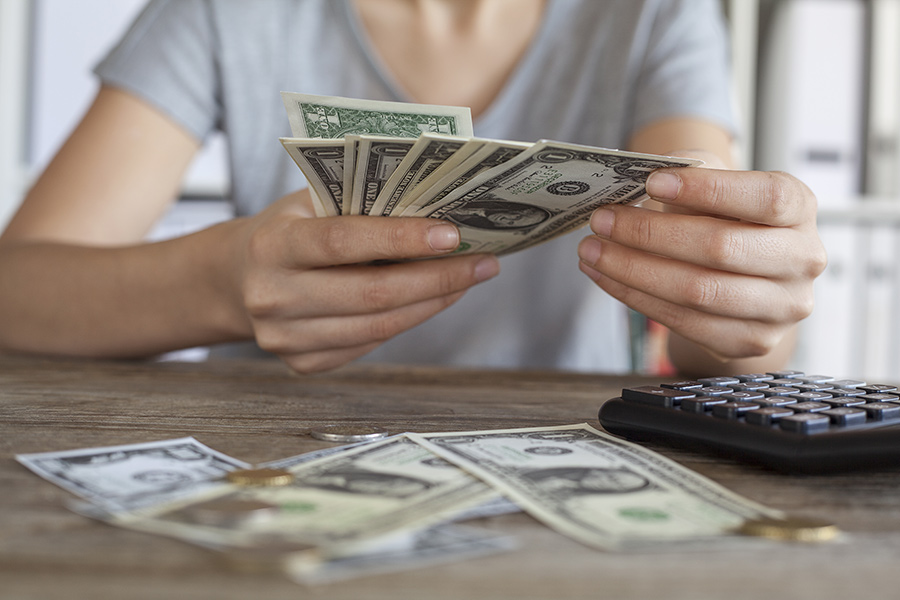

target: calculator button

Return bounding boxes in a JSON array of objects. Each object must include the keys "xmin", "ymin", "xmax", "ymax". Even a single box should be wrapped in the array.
[
  {"xmin": 793, "ymin": 375, "xmax": 834, "ymax": 383},
  {"xmin": 698, "ymin": 376, "xmax": 741, "ymax": 386},
  {"xmin": 767, "ymin": 370, "xmax": 805, "ymax": 378},
  {"xmin": 859, "ymin": 393, "xmax": 900, "ymax": 403},
  {"xmin": 735, "ymin": 373, "xmax": 775, "ymax": 382},
  {"xmin": 730, "ymin": 382, "xmax": 771, "ymax": 392},
  {"xmin": 762, "ymin": 386, "xmax": 802, "ymax": 396},
  {"xmin": 660, "ymin": 380, "xmax": 704, "ymax": 390},
  {"xmin": 830, "ymin": 379, "xmax": 866, "ymax": 389},
  {"xmin": 681, "ymin": 397, "xmax": 727, "ymax": 413},
  {"xmin": 745, "ymin": 407, "xmax": 795, "ymax": 426},
  {"xmin": 622, "ymin": 386, "xmax": 696, "ymax": 408},
  {"xmin": 696, "ymin": 386, "xmax": 734, "ymax": 396},
  {"xmin": 790, "ymin": 402, "xmax": 830, "ymax": 413},
  {"xmin": 821, "ymin": 397, "xmax": 866, "ymax": 408},
  {"xmin": 860, "ymin": 403, "xmax": 900, "ymax": 421},
  {"xmin": 720, "ymin": 391, "xmax": 766, "ymax": 402},
  {"xmin": 753, "ymin": 397, "xmax": 798, "ymax": 408},
  {"xmin": 789, "ymin": 391, "xmax": 834, "ymax": 403},
  {"xmin": 779, "ymin": 413, "xmax": 830, "ymax": 433},
  {"xmin": 712, "ymin": 401, "xmax": 760, "ymax": 419},
  {"xmin": 827, "ymin": 387, "xmax": 866, "ymax": 397},
  {"xmin": 858, "ymin": 384, "xmax": 898, "ymax": 394},
  {"xmin": 791, "ymin": 382, "xmax": 835, "ymax": 392},
  {"xmin": 822, "ymin": 407, "xmax": 867, "ymax": 427},
  {"xmin": 768, "ymin": 378, "xmax": 803, "ymax": 386}
]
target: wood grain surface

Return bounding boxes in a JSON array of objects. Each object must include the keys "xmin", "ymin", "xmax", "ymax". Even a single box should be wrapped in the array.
[{"xmin": 2, "ymin": 355, "xmax": 899, "ymax": 600}]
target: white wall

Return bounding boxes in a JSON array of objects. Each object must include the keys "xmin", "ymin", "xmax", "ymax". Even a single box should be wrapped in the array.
[
  {"xmin": 0, "ymin": 0, "xmax": 229, "ymax": 231},
  {"xmin": 29, "ymin": 0, "xmax": 149, "ymax": 173},
  {"xmin": 0, "ymin": 0, "xmax": 32, "ymax": 228}
]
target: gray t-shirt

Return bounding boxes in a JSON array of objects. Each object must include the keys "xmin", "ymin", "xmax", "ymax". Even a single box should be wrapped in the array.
[{"xmin": 96, "ymin": 0, "xmax": 735, "ymax": 372}]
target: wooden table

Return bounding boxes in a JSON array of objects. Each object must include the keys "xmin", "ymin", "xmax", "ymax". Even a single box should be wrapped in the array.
[{"xmin": 2, "ymin": 355, "xmax": 899, "ymax": 599}]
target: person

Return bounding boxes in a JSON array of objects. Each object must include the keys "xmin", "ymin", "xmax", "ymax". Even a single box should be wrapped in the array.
[
  {"xmin": 444, "ymin": 201, "xmax": 551, "ymax": 230},
  {"xmin": 0, "ymin": 0, "xmax": 825, "ymax": 377}
]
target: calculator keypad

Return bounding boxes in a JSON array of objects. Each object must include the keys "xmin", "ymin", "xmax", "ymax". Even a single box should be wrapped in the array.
[{"xmin": 619, "ymin": 372, "xmax": 900, "ymax": 435}]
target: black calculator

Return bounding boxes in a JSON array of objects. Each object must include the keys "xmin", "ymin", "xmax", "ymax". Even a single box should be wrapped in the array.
[{"xmin": 597, "ymin": 371, "xmax": 900, "ymax": 474}]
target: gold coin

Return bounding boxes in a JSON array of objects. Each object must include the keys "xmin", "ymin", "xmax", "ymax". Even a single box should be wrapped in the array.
[
  {"xmin": 225, "ymin": 467, "xmax": 294, "ymax": 487},
  {"xmin": 310, "ymin": 425, "xmax": 389, "ymax": 443},
  {"xmin": 737, "ymin": 515, "xmax": 839, "ymax": 542}
]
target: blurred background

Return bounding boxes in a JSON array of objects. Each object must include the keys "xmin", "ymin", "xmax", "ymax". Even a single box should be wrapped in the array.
[{"xmin": 0, "ymin": 0, "xmax": 896, "ymax": 378}]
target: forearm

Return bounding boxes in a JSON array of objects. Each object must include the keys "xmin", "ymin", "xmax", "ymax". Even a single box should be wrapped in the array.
[{"xmin": 0, "ymin": 220, "xmax": 252, "ymax": 358}]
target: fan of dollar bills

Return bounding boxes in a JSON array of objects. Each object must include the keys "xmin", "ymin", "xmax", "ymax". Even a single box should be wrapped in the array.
[{"xmin": 280, "ymin": 93, "xmax": 701, "ymax": 256}]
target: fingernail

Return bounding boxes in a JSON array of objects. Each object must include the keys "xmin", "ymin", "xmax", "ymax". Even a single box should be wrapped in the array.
[
  {"xmin": 591, "ymin": 208, "xmax": 614, "ymax": 238},
  {"xmin": 474, "ymin": 256, "xmax": 500, "ymax": 282},
  {"xmin": 578, "ymin": 238, "xmax": 603, "ymax": 266},
  {"xmin": 427, "ymin": 223, "xmax": 459, "ymax": 251},
  {"xmin": 646, "ymin": 172, "xmax": 681, "ymax": 201}
]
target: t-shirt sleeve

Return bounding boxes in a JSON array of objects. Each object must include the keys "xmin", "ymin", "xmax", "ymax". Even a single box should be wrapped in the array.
[
  {"xmin": 631, "ymin": 0, "xmax": 737, "ymax": 138},
  {"xmin": 94, "ymin": 0, "xmax": 221, "ymax": 142}
]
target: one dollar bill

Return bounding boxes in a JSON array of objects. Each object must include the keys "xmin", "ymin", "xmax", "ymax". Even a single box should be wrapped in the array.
[
  {"xmin": 15, "ymin": 437, "xmax": 249, "ymax": 514},
  {"xmin": 281, "ymin": 92, "xmax": 474, "ymax": 139},
  {"xmin": 408, "ymin": 140, "xmax": 701, "ymax": 256},
  {"xmin": 408, "ymin": 424, "xmax": 780, "ymax": 551},
  {"xmin": 110, "ymin": 435, "xmax": 501, "ymax": 551}
]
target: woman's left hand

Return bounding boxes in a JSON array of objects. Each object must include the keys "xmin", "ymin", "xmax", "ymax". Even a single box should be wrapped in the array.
[{"xmin": 577, "ymin": 153, "xmax": 826, "ymax": 364}]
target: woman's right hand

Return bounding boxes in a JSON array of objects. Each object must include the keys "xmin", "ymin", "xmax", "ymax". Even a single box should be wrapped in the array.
[{"xmin": 226, "ymin": 189, "xmax": 500, "ymax": 373}]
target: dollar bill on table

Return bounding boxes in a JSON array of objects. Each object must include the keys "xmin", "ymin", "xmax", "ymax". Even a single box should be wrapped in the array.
[
  {"xmin": 109, "ymin": 435, "xmax": 502, "ymax": 552},
  {"xmin": 408, "ymin": 424, "xmax": 782, "ymax": 552},
  {"xmin": 51, "ymin": 434, "xmax": 515, "ymax": 586},
  {"xmin": 15, "ymin": 437, "xmax": 248, "ymax": 515},
  {"xmin": 66, "ymin": 496, "xmax": 515, "ymax": 586},
  {"xmin": 284, "ymin": 523, "xmax": 517, "ymax": 586},
  {"xmin": 258, "ymin": 435, "xmax": 520, "ymax": 522},
  {"xmin": 257, "ymin": 436, "xmax": 396, "ymax": 470},
  {"xmin": 59, "ymin": 439, "xmax": 387, "ymax": 522}
]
